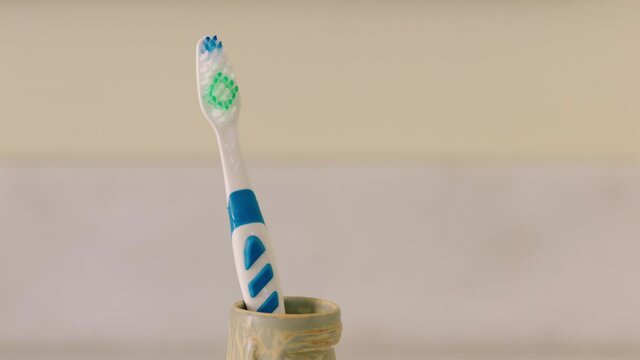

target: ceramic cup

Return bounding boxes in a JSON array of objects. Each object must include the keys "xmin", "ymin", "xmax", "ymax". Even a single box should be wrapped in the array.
[{"xmin": 226, "ymin": 296, "xmax": 342, "ymax": 360}]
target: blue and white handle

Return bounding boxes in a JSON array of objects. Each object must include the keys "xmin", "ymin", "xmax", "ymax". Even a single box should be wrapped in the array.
[
  {"xmin": 228, "ymin": 189, "xmax": 284, "ymax": 313},
  {"xmin": 216, "ymin": 127, "xmax": 285, "ymax": 314}
]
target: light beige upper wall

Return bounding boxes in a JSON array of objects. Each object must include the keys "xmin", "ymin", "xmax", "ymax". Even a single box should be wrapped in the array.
[{"xmin": 1, "ymin": 1, "xmax": 639, "ymax": 161}]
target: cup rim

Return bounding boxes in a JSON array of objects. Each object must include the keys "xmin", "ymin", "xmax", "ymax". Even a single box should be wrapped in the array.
[{"xmin": 231, "ymin": 296, "xmax": 340, "ymax": 319}]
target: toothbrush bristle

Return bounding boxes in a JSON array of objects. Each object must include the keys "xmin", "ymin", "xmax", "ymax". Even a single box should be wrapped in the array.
[
  {"xmin": 201, "ymin": 34, "xmax": 222, "ymax": 54},
  {"xmin": 198, "ymin": 34, "xmax": 239, "ymax": 114},
  {"xmin": 205, "ymin": 70, "xmax": 239, "ymax": 111}
]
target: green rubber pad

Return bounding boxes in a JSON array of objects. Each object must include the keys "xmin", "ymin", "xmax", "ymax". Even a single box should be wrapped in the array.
[{"xmin": 205, "ymin": 71, "xmax": 239, "ymax": 111}]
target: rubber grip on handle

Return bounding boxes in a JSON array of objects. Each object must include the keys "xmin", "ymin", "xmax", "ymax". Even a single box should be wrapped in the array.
[{"xmin": 228, "ymin": 189, "xmax": 284, "ymax": 314}]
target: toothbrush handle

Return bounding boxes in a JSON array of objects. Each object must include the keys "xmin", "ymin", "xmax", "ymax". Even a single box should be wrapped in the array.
[
  {"xmin": 215, "ymin": 126, "xmax": 251, "ymax": 197},
  {"xmin": 228, "ymin": 189, "xmax": 285, "ymax": 313}
]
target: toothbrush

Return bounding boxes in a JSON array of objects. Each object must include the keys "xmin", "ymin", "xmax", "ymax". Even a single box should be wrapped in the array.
[{"xmin": 196, "ymin": 35, "xmax": 285, "ymax": 314}]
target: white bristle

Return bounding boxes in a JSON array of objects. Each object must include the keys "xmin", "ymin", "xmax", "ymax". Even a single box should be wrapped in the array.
[{"xmin": 196, "ymin": 35, "xmax": 240, "ymax": 128}]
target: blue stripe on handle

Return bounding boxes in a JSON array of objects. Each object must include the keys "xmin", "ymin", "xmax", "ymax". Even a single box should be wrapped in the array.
[
  {"xmin": 248, "ymin": 263, "xmax": 273, "ymax": 297},
  {"xmin": 227, "ymin": 189, "xmax": 264, "ymax": 232},
  {"xmin": 244, "ymin": 235, "xmax": 266, "ymax": 270},
  {"xmin": 257, "ymin": 291, "xmax": 280, "ymax": 313}
]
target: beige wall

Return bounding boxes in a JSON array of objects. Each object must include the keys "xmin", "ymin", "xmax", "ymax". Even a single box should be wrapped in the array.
[
  {"xmin": 1, "ymin": 1, "xmax": 639, "ymax": 161},
  {"xmin": 2, "ymin": 165, "xmax": 640, "ymax": 359}
]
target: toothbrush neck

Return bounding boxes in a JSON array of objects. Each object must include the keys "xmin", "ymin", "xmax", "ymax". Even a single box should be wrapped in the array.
[{"xmin": 215, "ymin": 126, "xmax": 252, "ymax": 197}]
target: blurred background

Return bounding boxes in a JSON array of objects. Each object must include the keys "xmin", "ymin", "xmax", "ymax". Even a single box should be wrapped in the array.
[{"xmin": 1, "ymin": 1, "xmax": 639, "ymax": 359}]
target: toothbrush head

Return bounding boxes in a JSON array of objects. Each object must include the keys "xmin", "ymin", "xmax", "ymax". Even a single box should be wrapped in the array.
[{"xmin": 196, "ymin": 35, "xmax": 241, "ymax": 128}]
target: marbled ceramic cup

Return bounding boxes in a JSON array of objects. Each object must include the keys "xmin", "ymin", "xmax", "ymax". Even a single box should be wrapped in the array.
[{"xmin": 227, "ymin": 296, "xmax": 342, "ymax": 360}]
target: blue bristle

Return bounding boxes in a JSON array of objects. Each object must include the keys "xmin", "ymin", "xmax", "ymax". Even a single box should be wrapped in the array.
[{"xmin": 201, "ymin": 35, "xmax": 222, "ymax": 53}]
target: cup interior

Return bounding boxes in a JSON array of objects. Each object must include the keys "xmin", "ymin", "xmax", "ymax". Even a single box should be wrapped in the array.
[
  {"xmin": 234, "ymin": 296, "xmax": 339, "ymax": 318},
  {"xmin": 283, "ymin": 296, "xmax": 339, "ymax": 315}
]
